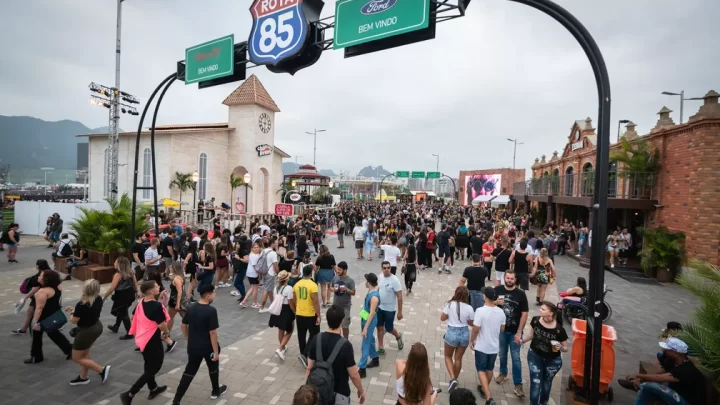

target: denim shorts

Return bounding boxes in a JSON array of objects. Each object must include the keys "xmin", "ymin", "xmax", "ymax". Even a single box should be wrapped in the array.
[
  {"xmin": 376, "ymin": 308, "xmax": 395, "ymax": 331},
  {"xmin": 475, "ymin": 350, "xmax": 498, "ymax": 372},
  {"xmin": 444, "ymin": 326, "xmax": 469, "ymax": 348}
]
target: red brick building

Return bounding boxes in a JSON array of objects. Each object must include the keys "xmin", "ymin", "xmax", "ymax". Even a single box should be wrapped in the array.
[
  {"xmin": 458, "ymin": 168, "xmax": 526, "ymax": 206},
  {"xmin": 511, "ymin": 90, "xmax": 720, "ymax": 264}
]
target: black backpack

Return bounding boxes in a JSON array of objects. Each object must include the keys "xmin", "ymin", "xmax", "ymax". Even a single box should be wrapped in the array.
[
  {"xmin": 307, "ymin": 333, "xmax": 347, "ymax": 405},
  {"xmin": 60, "ymin": 242, "xmax": 73, "ymax": 257}
]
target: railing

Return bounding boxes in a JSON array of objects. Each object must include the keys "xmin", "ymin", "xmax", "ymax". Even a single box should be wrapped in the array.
[{"xmin": 512, "ymin": 171, "xmax": 656, "ymax": 199}]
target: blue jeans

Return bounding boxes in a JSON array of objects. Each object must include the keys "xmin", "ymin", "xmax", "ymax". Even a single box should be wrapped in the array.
[
  {"xmin": 470, "ymin": 290, "xmax": 485, "ymax": 311},
  {"xmin": 498, "ymin": 331, "xmax": 523, "ymax": 385},
  {"xmin": 578, "ymin": 239, "xmax": 585, "ymax": 255},
  {"xmin": 233, "ymin": 267, "xmax": 246, "ymax": 298},
  {"xmin": 634, "ymin": 382, "xmax": 688, "ymax": 405},
  {"xmin": 358, "ymin": 319, "xmax": 378, "ymax": 369},
  {"xmin": 197, "ymin": 270, "xmax": 215, "ymax": 287},
  {"xmin": 527, "ymin": 349, "xmax": 562, "ymax": 405}
]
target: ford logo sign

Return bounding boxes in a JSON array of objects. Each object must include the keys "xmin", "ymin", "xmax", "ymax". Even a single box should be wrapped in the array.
[{"xmin": 360, "ymin": 0, "xmax": 397, "ymax": 15}]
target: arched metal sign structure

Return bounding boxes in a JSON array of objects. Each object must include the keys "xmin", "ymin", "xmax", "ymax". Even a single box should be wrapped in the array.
[{"xmin": 130, "ymin": 1, "xmax": 611, "ymax": 402}]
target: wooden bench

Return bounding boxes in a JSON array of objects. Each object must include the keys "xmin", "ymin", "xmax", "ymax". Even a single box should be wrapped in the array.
[
  {"xmin": 73, "ymin": 264, "xmax": 115, "ymax": 284},
  {"xmin": 53, "ymin": 256, "xmax": 68, "ymax": 275}
]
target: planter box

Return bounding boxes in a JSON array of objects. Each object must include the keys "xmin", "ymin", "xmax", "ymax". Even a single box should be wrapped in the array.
[
  {"xmin": 656, "ymin": 268, "xmax": 676, "ymax": 283},
  {"xmin": 87, "ymin": 249, "xmax": 130, "ymax": 266},
  {"xmin": 644, "ymin": 267, "xmax": 658, "ymax": 279}
]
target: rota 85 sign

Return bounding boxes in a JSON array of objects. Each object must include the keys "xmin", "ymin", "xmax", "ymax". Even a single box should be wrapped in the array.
[{"xmin": 249, "ymin": 0, "xmax": 309, "ymax": 65}]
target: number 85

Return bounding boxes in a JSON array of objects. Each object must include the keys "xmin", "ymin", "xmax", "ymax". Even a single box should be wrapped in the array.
[{"xmin": 259, "ymin": 11, "xmax": 294, "ymax": 53}]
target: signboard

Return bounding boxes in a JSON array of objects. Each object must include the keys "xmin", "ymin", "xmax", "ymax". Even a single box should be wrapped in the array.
[
  {"xmin": 571, "ymin": 140, "xmax": 584, "ymax": 151},
  {"xmin": 334, "ymin": 0, "xmax": 431, "ymax": 50},
  {"xmin": 248, "ymin": 0, "xmax": 310, "ymax": 65},
  {"xmin": 464, "ymin": 174, "xmax": 502, "ymax": 205},
  {"xmin": 185, "ymin": 35, "xmax": 235, "ymax": 84},
  {"xmin": 411, "ymin": 171, "xmax": 426, "ymax": 178},
  {"xmin": 256, "ymin": 144, "xmax": 273, "ymax": 157},
  {"xmin": 234, "ymin": 201, "xmax": 246, "ymax": 214},
  {"xmin": 275, "ymin": 203, "xmax": 294, "ymax": 216},
  {"xmin": 395, "ymin": 171, "xmax": 409, "ymax": 178},
  {"xmin": 427, "ymin": 171, "xmax": 441, "ymax": 179},
  {"xmin": 289, "ymin": 193, "xmax": 302, "ymax": 202}
]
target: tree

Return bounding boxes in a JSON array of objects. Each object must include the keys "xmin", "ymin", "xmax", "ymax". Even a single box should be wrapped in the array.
[
  {"xmin": 168, "ymin": 172, "xmax": 194, "ymax": 215},
  {"xmin": 610, "ymin": 136, "xmax": 661, "ymax": 174},
  {"xmin": 677, "ymin": 260, "xmax": 720, "ymax": 386},
  {"xmin": 229, "ymin": 174, "xmax": 252, "ymax": 213}
]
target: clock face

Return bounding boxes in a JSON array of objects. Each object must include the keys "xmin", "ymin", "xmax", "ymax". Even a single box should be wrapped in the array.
[{"xmin": 259, "ymin": 113, "xmax": 271, "ymax": 133}]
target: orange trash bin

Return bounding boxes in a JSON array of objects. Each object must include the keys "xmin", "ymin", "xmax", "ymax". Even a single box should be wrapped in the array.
[{"xmin": 569, "ymin": 318, "xmax": 617, "ymax": 401}]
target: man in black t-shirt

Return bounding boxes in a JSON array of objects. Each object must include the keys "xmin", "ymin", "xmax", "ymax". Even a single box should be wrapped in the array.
[
  {"xmin": 459, "ymin": 253, "xmax": 488, "ymax": 311},
  {"xmin": 132, "ymin": 233, "xmax": 147, "ymax": 280},
  {"xmin": 437, "ymin": 224, "xmax": 452, "ymax": 274},
  {"xmin": 172, "ymin": 285, "xmax": 227, "ymax": 404},
  {"xmin": 629, "ymin": 337, "xmax": 707, "ymax": 405},
  {"xmin": 306, "ymin": 305, "xmax": 365, "ymax": 405},
  {"xmin": 160, "ymin": 229, "xmax": 175, "ymax": 278},
  {"xmin": 493, "ymin": 271, "xmax": 529, "ymax": 395}
]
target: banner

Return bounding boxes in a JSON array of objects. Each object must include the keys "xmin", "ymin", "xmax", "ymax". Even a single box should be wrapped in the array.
[{"xmin": 464, "ymin": 174, "xmax": 502, "ymax": 205}]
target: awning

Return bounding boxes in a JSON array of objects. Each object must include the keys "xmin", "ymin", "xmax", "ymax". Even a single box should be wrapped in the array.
[
  {"xmin": 471, "ymin": 195, "xmax": 495, "ymax": 204},
  {"xmin": 492, "ymin": 195, "xmax": 511, "ymax": 205},
  {"xmin": 142, "ymin": 198, "xmax": 187, "ymax": 208}
]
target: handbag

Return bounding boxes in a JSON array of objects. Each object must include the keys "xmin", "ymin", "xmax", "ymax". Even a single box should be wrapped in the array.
[
  {"xmin": 268, "ymin": 286, "xmax": 287, "ymax": 316},
  {"xmin": 38, "ymin": 309, "xmax": 67, "ymax": 332}
]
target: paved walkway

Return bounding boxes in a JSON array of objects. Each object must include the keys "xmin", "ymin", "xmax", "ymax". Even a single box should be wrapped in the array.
[{"xmin": 0, "ymin": 234, "xmax": 566, "ymax": 405}]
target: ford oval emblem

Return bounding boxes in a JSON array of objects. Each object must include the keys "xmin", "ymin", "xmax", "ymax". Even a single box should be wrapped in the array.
[{"xmin": 360, "ymin": 0, "xmax": 397, "ymax": 15}]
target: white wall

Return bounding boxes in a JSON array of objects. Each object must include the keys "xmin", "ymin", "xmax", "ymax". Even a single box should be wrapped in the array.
[{"xmin": 14, "ymin": 201, "xmax": 111, "ymax": 236}]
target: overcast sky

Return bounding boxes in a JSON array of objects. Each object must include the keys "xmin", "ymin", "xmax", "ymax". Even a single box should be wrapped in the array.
[{"xmin": 0, "ymin": 0, "xmax": 717, "ymax": 179}]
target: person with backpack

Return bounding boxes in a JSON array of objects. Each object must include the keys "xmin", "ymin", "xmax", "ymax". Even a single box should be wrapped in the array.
[
  {"xmin": 12, "ymin": 259, "xmax": 51, "ymax": 334},
  {"xmin": 305, "ymin": 304, "xmax": 365, "ymax": 405},
  {"xmin": 258, "ymin": 238, "xmax": 279, "ymax": 313},
  {"xmin": 269, "ymin": 271, "xmax": 296, "ymax": 360}
]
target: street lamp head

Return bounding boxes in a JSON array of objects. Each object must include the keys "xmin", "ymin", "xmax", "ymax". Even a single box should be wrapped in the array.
[
  {"xmin": 317, "ymin": 129, "xmax": 326, "ymax": 133},
  {"xmin": 192, "ymin": 171, "xmax": 199, "ymax": 183},
  {"xmin": 507, "ymin": 138, "xmax": 515, "ymax": 142},
  {"xmin": 243, "ymin": 173, "xmax": 251, "ymax": 183},
  {"xmin": 661, "ymin": 91, "xmax": 680, "ymax": 96},
  {"xmin": 619, "ymin": 119, "xmax": 631, "ymax": 124}
]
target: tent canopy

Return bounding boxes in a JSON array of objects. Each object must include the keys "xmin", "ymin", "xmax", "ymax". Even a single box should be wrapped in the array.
[
  {"xmin": 492, "ymin": 195, "xmax": 511, "ymax": 204},
  {"xmin": 471, "ymin": 195, "xmax": 495, "ymax": 204},
  {"xmin": 472, "ymin": 195, "xmax": 511, "ymax": 205},
  {"xmin": 142, "ymin": 198, "xmax": 186, "ymax": 208}
]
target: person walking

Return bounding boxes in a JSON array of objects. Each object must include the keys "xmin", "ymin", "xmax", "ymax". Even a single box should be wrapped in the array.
[
  {"xmin": 240, "ymin": 242, "xmax": 262, "ymax": 308},
  {"xmin": 170, "ymin": 284, "xmax": 227, "ymax": 404},
  {"xmin": 197, "ymin": 242, "xmax": 216, "ymax": 287},
  {"xmin": 377, "ymin": 261, "xmax": 404, "ymax": 355},
  {"xmin": 353, "ymin": 221, "xmax": 365, "ymax": 259},
  {"xmin": 167, "ymin": 261, "xmax": 187, "ymax": 338},
  {"xmin": 481, "ymin": 235, "xmax": 495, "ymax": 283},
  {"xmin": 470, "ymin": 287, "xmax": 507, "ymax": 405},
  {"xmin": 329, "ymin": 261, "xmax": 355, "ymax": 339},
  {"xmin": 314, "ymin": 245, "xmax": 337, "ymax": 307},
  {"xmin": 395, "ymin": 343, "xmax": 438, "ymax": 405},
  {"xmin": 402, "ymin": 244, "xmax": 418, "ymax": 294},
  {"xmin": 358, "ymin": 273, "xmax": 381, "ymax": 378},
  {"xmin": 380, "ymin": 235, "xmax": 402, "ymax": 275},
  {"xmin": 232, "ymin": 238, "xmax": 250, "ymax": 301},
  {"xmin": 269, "ymin": 271, "xmax": 296, "ymax": 360},
  {"xmin": 293, "ymin": 264, "xmax": 321, "ymax": 367},
  {"xmin": 12, "ymin": 259, "xmax": 50, "ymax": 334},
  {"xmin": 521, "ymin": 302, "xmax": 568, "ymax": 405},
  {"xmin": 25, "ymin": 269, "xmax": 73, "ymax": 363},
  {"xmin": 65, "ymin": 280, "xmax": 111, "ymax": 385},
  {"xmin": 4, "ymin": 222, "xmax": 19, "ymax": 263},
  {"xmin": 530, "ymin": 248, "xmax": 556, "ymax": 306},
  {"xmin": 494, "ymin": 271, "xmax": 529, "ymax": 398},
  {"xmin": 459, "ymin": 253, "xmax": 489, "ymax": 311},
  {"xmin": 105, "ymin": 257, "xmax": 138, "ymax": 340},
  {"xmin": 305, "ymin": 304, "xmax": 366, "ymax": 405},
  {"xmin": 509, "ymin": 240, "xmax": 532, "ymax": 291},
  {"xmin": 258, "ymin": 238, "xmax": 280, "ymax": 312},
  {"xmin": 119, "ymin": 280, "xmax": 171, "ymax": 405},
  {"xmin": 441, "ymin": 286, "xmax": 475, "ymax": 393},
  {"xmin": 337, "ymin": 216, "xmax": 346, "ymax": 249}
]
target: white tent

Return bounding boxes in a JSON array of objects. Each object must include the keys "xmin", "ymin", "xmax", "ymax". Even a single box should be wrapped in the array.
[
  {"xmin": 471, "ymin": 195, "xmax": 495, "ymax": 205},
  {"xmin": 492, "ymin": 195, "xmax": 511, "ymax": 205}
]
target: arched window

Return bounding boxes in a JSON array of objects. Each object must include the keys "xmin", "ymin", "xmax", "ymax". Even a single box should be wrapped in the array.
[
  {"xmin": 142, "ymin": 148, "xmax": 152, "ymax": 200},
  {"xmin": 103, "ymin": 148, "xmax": 109, "ymax": 198},
  {"xmin": 198, "ymin": 153, "xmax": 208, "ymax": 200}
]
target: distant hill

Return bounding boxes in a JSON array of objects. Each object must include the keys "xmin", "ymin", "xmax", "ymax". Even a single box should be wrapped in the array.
[
  {"xmin": 358, "ymin": 165, "xmax": 392, "ymax": 177},
  {"xmin": 0, "ymin": 115, "xmax": 122, "ymax": 171},
  {"xmin": 282, "ymin": 162, "xmax": 337, "ymax": 177}
]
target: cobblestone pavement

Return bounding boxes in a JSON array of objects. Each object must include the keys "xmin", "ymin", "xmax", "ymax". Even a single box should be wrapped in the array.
[{"xmin": 0, "ymin": 234, "xmax": 566, "ymax": 405}]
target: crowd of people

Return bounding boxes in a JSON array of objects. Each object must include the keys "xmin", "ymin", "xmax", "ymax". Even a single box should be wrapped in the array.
[{"xmin": 6, "ymin": 199, "xmax": 707, "ymax": 405}]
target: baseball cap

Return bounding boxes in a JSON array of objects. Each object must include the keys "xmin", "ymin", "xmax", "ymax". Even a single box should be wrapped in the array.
[
  {"xmin": 483, "ymin": 286, "xmax": 498, "ymax": 301},
  {"xmin": 337, "ymin": 261, "xmax": 348, "ymax": 271},
  {"xmin": 364, "ymin": 273, "xmax": 378, "ymax": 285},
  {"xmin": 659, "ymin": 337, "xmax": 688, "ymax": 354}
]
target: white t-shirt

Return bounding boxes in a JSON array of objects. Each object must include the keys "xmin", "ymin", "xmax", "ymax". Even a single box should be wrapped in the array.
[
  {"xmin": 473, "ymin": 305, "xmax": 507, "ymax": 354},
  {"xmin": 247, "ymin": 252, "xmax": 260, "ymax": 278},
  {"xmin": 192, "ymin": 236, "xmax": 202, "ymax": 245},
  {"xmin": 264, "ymin": 248, "xmax": 278, "ymax": 277},
  {"xmin": 362, "ymin": 219, "xmax": 369, "ymax": 230},
  {"xmin": 57, "ymin": 239, "xmax": 71, "ymax": 257},
  {"xmin": 259, "ymin": 225, "xmax": 271, "ymax": 236},
  {"xmin": 353, "ymin": 227, "xmax": 365, "ymax": 241},
  {"xmin": 381, "ymin": 245, "xmax": 401, "ymax": 267},
  {"xmin": 275, "ymin": 284, "xmax": 294, "ymax": 304},
  {"xmin": 443, "ymin": 301, "xmax": 475, "ymax": 328},
  {"xmin": 378, "ymin": 274, "xmax": 402, "ymax": 312}
]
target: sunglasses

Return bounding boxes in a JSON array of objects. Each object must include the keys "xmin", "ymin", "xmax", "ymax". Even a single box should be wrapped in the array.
[{"xmin": 382, "ymin": 267, "xmax": 391, "ymax": 270}]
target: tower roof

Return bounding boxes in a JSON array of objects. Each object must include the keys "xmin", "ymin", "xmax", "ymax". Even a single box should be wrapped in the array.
[{"xmin": 222, "ymin": 74, "xmax": 280, "ymax": 112}]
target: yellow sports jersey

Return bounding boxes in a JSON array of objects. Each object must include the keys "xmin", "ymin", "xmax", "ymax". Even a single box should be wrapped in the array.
[{"xmin": 293, "ymin": 278, "xmax": 318, "ymax": 317}]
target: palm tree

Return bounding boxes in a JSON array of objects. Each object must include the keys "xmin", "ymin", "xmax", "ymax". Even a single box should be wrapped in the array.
[
  {"xmin": 229, "ymin": 174, "xmax": 252, "ymax": 213},
  {"xmin": 168, "ymin": 172, "xmax": 195, "ymax": 215},
  {"xmin": 610, "ymin": 136, "xmax": 661, "ymax": 174}
]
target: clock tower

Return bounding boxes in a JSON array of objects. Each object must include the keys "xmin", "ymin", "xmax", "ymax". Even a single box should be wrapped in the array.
[{"xmin": 224, "ymin": 74, "xmax": 286, "ymax": 214}]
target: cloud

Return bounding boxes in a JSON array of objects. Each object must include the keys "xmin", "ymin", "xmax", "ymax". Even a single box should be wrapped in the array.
[{"xmin": 0, "ymin": 0, "xmax": 717, "ymax": 179}]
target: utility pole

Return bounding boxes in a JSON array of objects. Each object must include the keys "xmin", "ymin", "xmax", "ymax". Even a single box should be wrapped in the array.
[
  {"xmin": 108, "ymin": 0, "xmax": 124, "ymax": 200},
  {"xmin": 507, "ymin": 138, "xmax": 524, "ymax": 170},
  {"xmin": 431, "ymin": 153, "xmax": 439, "ymax": 194},
  {"xmin": 304, "ymin": 129, "xmax": 326, "ymax": 167}
]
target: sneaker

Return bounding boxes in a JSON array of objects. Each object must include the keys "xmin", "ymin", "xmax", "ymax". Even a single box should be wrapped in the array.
[
  {"xmin": 396, "ymin": 333, "xmax": 404, "ymax": 350},
  {"xmin": 148, "ymin": 385, "xmax": 167, "ymax": 400},
  {"xmin": 513, "ymin": 385, "xmax": 525, "ymax": 398},
  {"xmin": 299, "ymin": 354, "xmax": 308, "ymax": 368},
  {"xmin": 477, "ymin": 385, "xmax": 486, "ymax": 399},
  {"xmin": 134, "ymin": 347, "xmax": 141, "ymax": 352},
  {"xmin": 258, "ymin": 307, "xmax": 269, "ymax": 313},
  {"xmin": 448, "ymin": 379, "xmax": 458, "ymax": 393},
  {"xmin": 11, "ymin": 329, "xmax": 26, "ymax": 334},
  {"xmin": 485, "ymin": 398, "xmax": 496, "ymax": 405},
  {"xmin": 367, "ymin": 357, "xmax": 380, "ymax": 368},
  {"xmin": 495, "ymin": 374, "xmax": 507, "ymax": 384},
  {"xmin": 69, "ymin": 376, "xmax": 90, "ymax": 385},
  {"xmin": 99, "ymin": 365, "xmax": 111, "ymax": 384},
  {"xmin": 617, "ymin": 378, "xmax": 638, "ymax": 391},
  {"xmin": 377, "ymin": 348, "xmax": 386, "ymax": 355},
  {"xmin": 210, "ymin": 384, "xmax": 228, "ymax": 399},
  {"xmin": 119, "ymin": 334, "xmax": 133, "ymax": 340},
  {"xmin": 107, "ymin": 325, "xmax": 119, "ymax": 333},
  {"xmin": 166, "ymin": 340, "xmax": 177, "ymax": 353},
  {"xmin": 119, "ymin": 391, "xmax": 133, "ymax": 405},
  {"xmin": 610, "ymin": 264, "xmax": 615, "ymax": 269},
  {"xmin": 359, "ymin": 368, "xmax": 367, "ymax": 379},
  {"xmin": 276, "ymin": 348, "xmax": 286, "ymax": 361},
  {"xmin": 230, "ymin": 290, "xmax": 240, "ymax": 296}
]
